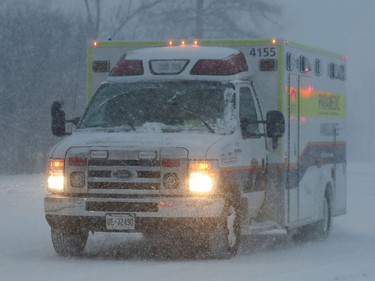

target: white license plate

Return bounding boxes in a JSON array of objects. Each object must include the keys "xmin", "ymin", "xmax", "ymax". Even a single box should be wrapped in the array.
[{"xmin": 106, "ymin": 213, "xmax": 135, "ymax": 230}]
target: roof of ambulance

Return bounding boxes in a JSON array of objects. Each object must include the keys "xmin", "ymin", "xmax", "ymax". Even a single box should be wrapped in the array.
[{"xmin": 125, "ymin": 45, "xmax": 240, "ymax": 60}]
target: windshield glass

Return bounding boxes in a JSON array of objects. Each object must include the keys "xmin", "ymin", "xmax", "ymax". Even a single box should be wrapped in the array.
[{"xmin": 79, "ymin": 81, "xmax": 236, "ymax": 134}]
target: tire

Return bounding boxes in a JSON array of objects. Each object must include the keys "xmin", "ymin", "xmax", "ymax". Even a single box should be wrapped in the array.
[
  {"xmin": 207, "ymin": 201, "xmax": 241, "ymax": 259},
  {"xmin": 313, "ymin": 193, "xmax": 332, "ymax": 240},
  {"xmin": 294, "ymin": 193, "xmax": 332, "ymax": 242},
  {"xmin": 51, "ymin": 228, "xmax": 88, "ymax": 257}
]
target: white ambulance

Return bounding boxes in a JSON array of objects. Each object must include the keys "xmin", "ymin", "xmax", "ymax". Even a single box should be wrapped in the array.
[{"xmin": 45, "ymin": 39, "xmax": 347, "ymax": 258}]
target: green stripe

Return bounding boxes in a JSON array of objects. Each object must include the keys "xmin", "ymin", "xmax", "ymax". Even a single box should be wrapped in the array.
[
  {"xmin": 285, "ymin": 41, "xmax": 345, "ymax": 59},
  {"xmin": 291, "ymin": 91, "xmax": 346, "ymax": 118},
  {"xmin": 200, "ymin": 39, "xmax": 274, "ymax": 46},
  {"xmin": 277, "ymin": 44, "xmax": 283, "ymax": 111}
]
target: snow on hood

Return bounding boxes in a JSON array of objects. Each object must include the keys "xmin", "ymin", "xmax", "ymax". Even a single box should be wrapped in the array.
[{"xmin": 50, "ymin": 130, "xmax": 228, "ymax": 159}]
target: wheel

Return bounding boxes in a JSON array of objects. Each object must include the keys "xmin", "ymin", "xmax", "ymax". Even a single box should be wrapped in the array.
[
  {"xmin": 51, "ymin": 228, "xmax": 88, "ymax": 257},
  {"xmin": 207, "ymin": 201, "xmax": 241, "ymax": 259},
  {"xmin": 293, "ymin": 193, "xmax": 332, "ymax": 242},
  {"xmin": 313, "ymin": 193, "xmax": 332, "ymax": 240}
]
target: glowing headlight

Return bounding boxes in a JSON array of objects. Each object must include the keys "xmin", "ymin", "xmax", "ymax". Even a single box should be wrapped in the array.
[
  {"xmin": 188, "ymin": 160, "xmax": 218, "ymax": 194},
  {"xmin": 48, "ymin": 159, "xmax": 65, "ymax": 192},
  {"xmin": 48, "ymin": 175, "xmax": 64, "ymax": 191},
  {"xmin": 189, "ymin": 172, "xmax": 214, "ymax": 193}
]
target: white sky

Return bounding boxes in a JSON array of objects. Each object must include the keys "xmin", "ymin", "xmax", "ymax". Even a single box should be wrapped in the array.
[{"xmin": 279, "ymin": 0, "xmax": 375, "ymax": 161}]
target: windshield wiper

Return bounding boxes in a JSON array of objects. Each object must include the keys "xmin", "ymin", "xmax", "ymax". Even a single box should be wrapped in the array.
[
  {"xmin": 119, "ymin": 105, "xmax": 136, "ymax": 131},
  {"xmin": 168, "ymin": 100, "xmax": 215, "ymax": 134}
]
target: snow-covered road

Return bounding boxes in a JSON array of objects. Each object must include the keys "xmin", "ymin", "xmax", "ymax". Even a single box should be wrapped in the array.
[{"xmin": 1, "ymin": 163, "xmax": 374, "ymax": 281}]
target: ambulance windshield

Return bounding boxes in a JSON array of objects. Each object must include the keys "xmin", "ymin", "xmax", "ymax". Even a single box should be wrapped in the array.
[{"xmin": 79, "ymin": 81, "xmax": 236, "ymax": 134}]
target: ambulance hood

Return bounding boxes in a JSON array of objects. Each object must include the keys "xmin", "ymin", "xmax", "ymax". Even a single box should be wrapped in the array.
[{"xmin": 49, "ymin": 130, "xmax": 231, "ymax": 160}]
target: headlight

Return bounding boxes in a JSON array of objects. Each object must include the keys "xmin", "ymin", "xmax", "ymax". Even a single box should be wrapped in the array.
[
  {"xmin": 189, "ymin": 172, "xmax": 213, "ymax": 193},
  {"xmin": 48, "ymin": 159, "xmax": 65, "ymax": 192},
  {"xmin": 188, "ymin": 160, "xmax": 218, "ymax": 194}
]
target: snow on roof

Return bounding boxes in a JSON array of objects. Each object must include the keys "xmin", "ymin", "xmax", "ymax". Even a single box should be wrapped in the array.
[
  {"xmin": 125, "ymin": 45, "xmax": 240, "ymax": 60},
  {"xmin": 106, "ymin": 45, "xmax": 253, "ymax": 83}
]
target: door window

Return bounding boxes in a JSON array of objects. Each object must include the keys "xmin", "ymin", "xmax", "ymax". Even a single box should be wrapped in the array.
[{"xmin": 239, "ymin": 87, "xmax": 259, "ymax": 138}]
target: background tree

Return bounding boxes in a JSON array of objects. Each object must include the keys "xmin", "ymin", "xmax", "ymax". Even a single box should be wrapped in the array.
[
  {"xmin": 107, "ymin": 0, "xmax": 282, "ymax": 40},
  {"xmin": 0, "ymin": 2, "xmax": 86, "ymax": 173}
]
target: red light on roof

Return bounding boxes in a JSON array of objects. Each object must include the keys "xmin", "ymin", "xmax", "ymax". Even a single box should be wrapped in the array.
[
  {"xmin": 109, "ymin": 56, "xmax": 144, "ymax": 76},
  {"xmin": 190, "ymin": 52, "xmax": 248, "ymax": 76},
  {"xmin": 343, "ymin": 55, "xmax": 348, "ymax": 60}
]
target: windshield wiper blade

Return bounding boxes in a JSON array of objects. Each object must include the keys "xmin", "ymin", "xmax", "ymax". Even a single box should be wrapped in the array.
[
  {"xmin": 119, "ymin": 106, "xmax": 136, "ymax": 131},
  {"xmin": 168, "ymin": 100, "xmax": 215, "ymax": 134}
]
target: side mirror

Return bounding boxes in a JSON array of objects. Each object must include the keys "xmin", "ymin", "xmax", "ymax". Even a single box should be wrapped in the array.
[
  {"xmin": 51, "ymin": 101, "xmax": 66, "ymax": 136},
  {"xmin": 266, "ymin": 110, "xmax": 285, "ymax": 149}
]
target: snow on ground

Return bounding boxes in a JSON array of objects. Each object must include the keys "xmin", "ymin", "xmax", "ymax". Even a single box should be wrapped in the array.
[{"xmin": 0, "ymin": 163, "xmax": 374, "ymax": 281}]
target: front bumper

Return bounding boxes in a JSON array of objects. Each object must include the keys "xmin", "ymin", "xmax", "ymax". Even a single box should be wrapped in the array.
[{"xmin": 44, "ymin": 194, "xmax": 225, "ymax": 233}]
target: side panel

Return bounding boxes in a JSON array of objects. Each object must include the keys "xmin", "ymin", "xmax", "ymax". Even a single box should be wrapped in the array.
[
  {"xmin": 298, "ymin": 75, "xmax": 317, "ymax": 221},
  {"xmin": 283, "ymin": 43, "xmax": 347, "ymax": 228}
]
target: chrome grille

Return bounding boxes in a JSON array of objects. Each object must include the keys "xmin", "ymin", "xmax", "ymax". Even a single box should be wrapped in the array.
[{"xmin": 87, "ymin": 152, "xmax": 161, "ymax": 191}]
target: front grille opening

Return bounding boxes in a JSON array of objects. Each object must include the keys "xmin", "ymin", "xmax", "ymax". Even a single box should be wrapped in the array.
[
  {"xmin": 85, "ymin": 201, "xmax": 159, "ymax": 212},
  {"xmin": 88, "ymin": 182, "xmax": 160, "ymax": 190},
  {"xmin": 88, "ymin": 170, "xmax": 161, "ymax": 179},
  {"xmin": 89, "ymin": 159, "xmax": 160, "ymax": 167}
]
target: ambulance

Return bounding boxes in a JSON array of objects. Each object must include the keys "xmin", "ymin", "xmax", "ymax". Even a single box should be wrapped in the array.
[{"xmin": 45, "ymin": 39, "xmax": 347, "ymax": 258}]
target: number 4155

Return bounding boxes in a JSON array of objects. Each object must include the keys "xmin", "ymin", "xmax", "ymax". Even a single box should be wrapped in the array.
[{"xmin": 250, "ymin": 47, "xmax": 276, "ymax": 57}]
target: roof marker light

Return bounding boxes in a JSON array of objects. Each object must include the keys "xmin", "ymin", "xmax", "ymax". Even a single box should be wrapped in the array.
[
  {"xmin": 193, "ymin": 40, "xmax": 199, "ymax": 46},
  {"xmin": 92, "ymin": 41, "xmax": 99, "ymax": 47},
  {"xmin": 271, "ymin": 38, "xmax": 277, "ymax": 44},
  {"xmin": 181, "ymin": 40, "xmax": 186, "ymax": 46},
  {"xmin": 168, "ymin": 40, "xmax": 174, "ymax": 46}
]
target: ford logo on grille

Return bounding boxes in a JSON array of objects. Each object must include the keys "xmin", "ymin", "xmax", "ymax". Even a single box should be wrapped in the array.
[{"xmin": 112, "ymin": 169, "xmax": 137, "ymax": 179}]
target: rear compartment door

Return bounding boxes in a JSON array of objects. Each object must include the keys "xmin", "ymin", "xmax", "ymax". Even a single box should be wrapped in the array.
[
  {"xmin": 286, "ymin": 74, "xmax": 299, "ymax": 224},
  {"xmin": 287, "ymin": 74, "xmax": 316, "ymax": 224}
]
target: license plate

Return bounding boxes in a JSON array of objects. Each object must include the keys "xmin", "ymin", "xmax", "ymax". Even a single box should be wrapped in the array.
[{"xmin": 106, "ymin": 213, "xmax": 135, "ymax": 230}]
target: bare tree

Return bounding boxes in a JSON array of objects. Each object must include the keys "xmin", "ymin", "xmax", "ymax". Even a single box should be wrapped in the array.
[
  {"xmin": 82, "ymin": 0, "xmax": 282, "ymax": 40},
  {"xmin": 83, "ymin": 0, "xmax": 101, "ymax": 38},
  {"xmin": 0, "ymin": 2, "xmax": 85, "ymax": 174},
  {"xmin": 108, "ymin": 0, "xmax": 282, "ymax": 40},
  {"xmin": 83, "ymin": 0, "xmax": 162, "ymax": 40}
]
